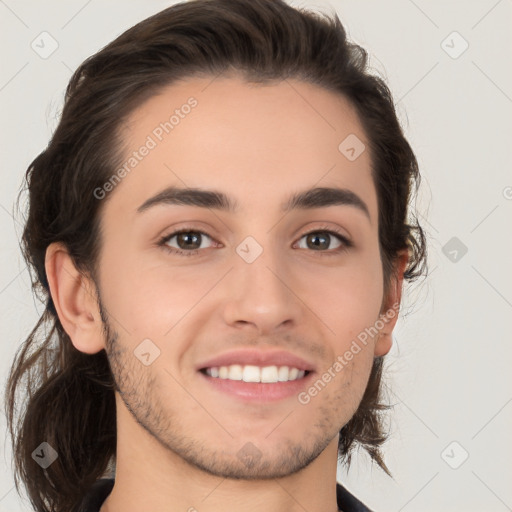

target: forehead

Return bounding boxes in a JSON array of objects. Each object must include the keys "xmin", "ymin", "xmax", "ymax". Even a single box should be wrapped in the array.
[{"xmin": 103, "ymin": 74, "xmax": 376, "ymax": 223}]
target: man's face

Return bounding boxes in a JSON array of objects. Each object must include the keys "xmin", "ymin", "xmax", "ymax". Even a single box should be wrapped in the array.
[{"xmin": 93, "ymin": 74, "xmax": 390, "ymax": 479}]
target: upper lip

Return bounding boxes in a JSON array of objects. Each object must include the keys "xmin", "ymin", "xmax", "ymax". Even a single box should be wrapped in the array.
[{"xmin": 196, "ymin": 348, "xmax": 316, "ymax": 372}]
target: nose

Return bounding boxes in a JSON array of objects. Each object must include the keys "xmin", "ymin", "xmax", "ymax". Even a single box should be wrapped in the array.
[{"xmin": 221, "ymin": 243, "xmax": 303, "ymax": 335}]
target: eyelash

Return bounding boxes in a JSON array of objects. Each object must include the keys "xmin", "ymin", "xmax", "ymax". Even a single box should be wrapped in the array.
[{"xmin": 157, "ymin": 224, "xmax": 353, "ymax": 258}]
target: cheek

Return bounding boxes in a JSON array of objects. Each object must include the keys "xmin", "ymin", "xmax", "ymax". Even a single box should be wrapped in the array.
[
  {"xmin": 97, "ymin": 250, "xmax": 172, "ymax": 337},
  {"xmin": 308, "ymin": 257, "xmax": 384, "ymax": 337},
  {"xmin": 100, "ymin": 254, "xmax": 224, "ymax": 345}
]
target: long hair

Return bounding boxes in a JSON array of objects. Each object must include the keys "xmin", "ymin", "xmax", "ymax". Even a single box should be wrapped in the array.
[{"xmin": 4, "ymin": 1, "xmax": 428, "ymax": 510}]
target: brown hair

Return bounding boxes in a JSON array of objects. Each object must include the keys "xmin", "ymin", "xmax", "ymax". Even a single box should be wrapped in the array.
[{"xmin": 4, "ymin": 0, "xmax": 427, "ymax": 510}]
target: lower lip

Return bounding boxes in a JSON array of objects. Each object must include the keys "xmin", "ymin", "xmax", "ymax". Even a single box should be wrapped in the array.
[{"xmin": 198, "ymin": 371, "xmax": 315, "ymax": 402}]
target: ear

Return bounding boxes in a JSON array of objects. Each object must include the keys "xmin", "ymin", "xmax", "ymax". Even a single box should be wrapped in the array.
[
  {"xmin": 374, "ymin": 249, "xmax": 409, "ymax": 357},
  {"xmin": 45, "ymin": 242, "xmax": 106, "ymax": 354}
]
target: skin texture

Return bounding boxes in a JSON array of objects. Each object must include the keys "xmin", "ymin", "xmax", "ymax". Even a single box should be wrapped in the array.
[{"xmin": 46, "ymin": 74, "xmax": 407, "ymax": 512}]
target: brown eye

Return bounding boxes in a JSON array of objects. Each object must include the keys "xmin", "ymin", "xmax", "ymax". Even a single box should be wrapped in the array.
[
  {"xmin": 174, "ymin": 231, "xmax": 203, "ymax": 250},
  {"xmin": 159, "ymin": 229, "xmax": 216, "ymax": 256},
  {"xmin": 297, "ymin": 230, "xmax": 345, "ymax": 252}
]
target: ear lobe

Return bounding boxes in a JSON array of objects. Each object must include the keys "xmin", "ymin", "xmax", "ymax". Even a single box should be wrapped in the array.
[
  {"xmin": 45, "ymin": 242, "xmax": 106, "ymax": 354},
  {"xmin": 374, "ymin": 249, "xmax": 409, "ymax": 357}
]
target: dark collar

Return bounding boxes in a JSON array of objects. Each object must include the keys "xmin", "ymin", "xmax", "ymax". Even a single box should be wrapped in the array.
[{"xmin": 336, "ymin": 481, "xmax": 374, "ymax": 511}]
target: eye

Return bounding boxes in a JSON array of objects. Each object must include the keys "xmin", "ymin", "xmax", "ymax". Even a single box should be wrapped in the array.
[
  {"xmin": 295, "ymin": 227, "xmax": 353, "ymax": 255},
  {"xmin": 158, "ymin": 229, "xmax": 218, "ymax": 256}
]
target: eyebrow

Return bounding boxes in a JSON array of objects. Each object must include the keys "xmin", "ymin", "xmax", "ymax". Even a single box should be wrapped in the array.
[{"xmin": 136, "ymin": 185, "xmax": 371, "ymax": 221}]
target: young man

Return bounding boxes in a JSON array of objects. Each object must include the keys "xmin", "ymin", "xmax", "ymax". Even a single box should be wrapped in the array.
[{"xmin": 4, "ymin": 1, "xmax": 427, "ymax": 511}]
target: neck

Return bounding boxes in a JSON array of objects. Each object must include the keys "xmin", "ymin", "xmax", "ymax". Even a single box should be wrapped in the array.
[{"xmin": 100, "ymin": 399, "xmax": 341, "ymax": 512}]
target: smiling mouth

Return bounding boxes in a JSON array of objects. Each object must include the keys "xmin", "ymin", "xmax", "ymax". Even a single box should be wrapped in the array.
[{"xmin": 200, "ymin": 364, "xmax": 311, "ymax": 383}]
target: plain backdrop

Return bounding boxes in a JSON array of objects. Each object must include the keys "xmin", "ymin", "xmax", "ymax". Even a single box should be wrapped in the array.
[{"xmin": 1, "ymin": 1, "xmax": 511, "ymax": 511}]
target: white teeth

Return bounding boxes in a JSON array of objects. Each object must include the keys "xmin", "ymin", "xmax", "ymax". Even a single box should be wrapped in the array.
[
  {"xmin": 278, "ymin": 366, "xmax": 289, "ymax": 381},
  {"xmin": 260, "ymin": 366, "xmax": 279, "ymax": 383},
  {"xmin": 228, "ymin": 364, "xmax": 243, "ymax": 380},
  {"xmin": 243, "ymin": 365, "xmax": 260, "ymax": 382},
  {"xmin": 205, "ymin": 365, "xmax": 307, "ymax": 382},
  {"xmin": 288, "ymin": 367, "xmax": 299, "ymax": 380}
]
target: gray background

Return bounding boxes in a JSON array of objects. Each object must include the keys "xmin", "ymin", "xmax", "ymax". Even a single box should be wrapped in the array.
[{"xmin": 1, "ymin": 1, "xmax": 511, "ymax": 511}]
